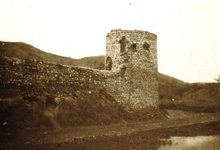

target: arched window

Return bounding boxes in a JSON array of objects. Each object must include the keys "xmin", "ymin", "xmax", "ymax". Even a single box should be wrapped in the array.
[
  {"xmin": 105, "ymin": 56, "xmax": 112, "ymax": 70},
  {"xmin": 119, "ymin": 36, "xmax": 129, "ymax": 53}
]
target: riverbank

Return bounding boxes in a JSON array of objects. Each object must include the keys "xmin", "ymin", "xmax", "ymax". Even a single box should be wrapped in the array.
[{"xmin": 1, "ymin": 110, "xmax": 220, "ymax": 150}]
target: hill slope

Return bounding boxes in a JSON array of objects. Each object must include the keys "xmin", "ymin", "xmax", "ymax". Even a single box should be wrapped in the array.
[
  {"xmin": 0, "ymin": 41, "xmax": 78, "ymax": 65},
  {"xmin": 0, "ymin": 41, "xmax": 105, "ymax": 69}
]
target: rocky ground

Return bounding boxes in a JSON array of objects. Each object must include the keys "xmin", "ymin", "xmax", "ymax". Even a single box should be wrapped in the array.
[{"xmin": 1, "ymin": 110, "xmax": 220, "ymax": 150}]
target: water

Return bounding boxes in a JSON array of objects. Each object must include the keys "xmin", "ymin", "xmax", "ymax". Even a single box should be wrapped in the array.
[
  {"xmin": 117, "ymin": 121, "xmax": 220, "ymax": 150},
  {"xmin": 1, "ymin": 121, "xmax": 220, "ymax": 150},
  {"xmin": 159, "ymin": 135, "xmax": 220, "ymax": 150}
]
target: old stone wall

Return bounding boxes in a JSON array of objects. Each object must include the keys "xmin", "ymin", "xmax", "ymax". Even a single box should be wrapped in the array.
[
  {"xmin": 0, "ymin": 29, "xmax": 159, "ymax": 111},
  {"xmin": 0, "ymin": 55, "xmax": 107, "ymax": 98},
  {"xmin": 0, "ymin": 55, "xmax": 130, "ymax": 107},
  {"xmin": 0, "ymin": 54, "xmax": 157, "ymax": 110}
]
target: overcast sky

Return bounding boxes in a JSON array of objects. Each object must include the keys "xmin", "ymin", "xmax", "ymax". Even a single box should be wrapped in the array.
[{"xmin": 0, "ymin": 0, "xmax": 220, "ymax": 83}]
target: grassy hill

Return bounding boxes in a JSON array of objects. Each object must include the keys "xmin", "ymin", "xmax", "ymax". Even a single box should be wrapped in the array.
[
  {"xmin": 0, "ymin": 41, "xmax": 78, "ymax": 65},
  {"xmin": 74, "ymin": 55, "xmax": 105, "ymax": 70},
  {"xmin": 0, "ymin": 41, "xmax": 105, "ymax": 69}
]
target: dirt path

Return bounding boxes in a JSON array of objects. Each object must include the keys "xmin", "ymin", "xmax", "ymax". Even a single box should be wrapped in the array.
[{"xmin": 1, "ymin": 111, "xmax": 220, "ymax": 149}]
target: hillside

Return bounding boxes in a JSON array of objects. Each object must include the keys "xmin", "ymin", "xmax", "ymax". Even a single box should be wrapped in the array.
[
  {"xmin": 74, "ymin": 55, "xmax": 105, "ymax": 70},
  {"xmin": 0, "ymin": 41, "xmax": 105, "ymax": 69},
  {"xmin": 0, "ymin": 41, "xmax": 77, "ymax": 65}
]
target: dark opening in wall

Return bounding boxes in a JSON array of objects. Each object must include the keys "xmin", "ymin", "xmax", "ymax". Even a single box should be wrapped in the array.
[
  {"xmin": 106, "ymin": 56, "xmax": 112, "ymax": 70},
  {"xmin": 130, "ymin": 43, "xmax": 137, "ymax": 52},
  {"xmin": 119, "ymin": 36, "xmax": 129, "ymax": 53},
  {"xmin": 143, "ymin": 42, "xmax": 150, "ymax": 50}
]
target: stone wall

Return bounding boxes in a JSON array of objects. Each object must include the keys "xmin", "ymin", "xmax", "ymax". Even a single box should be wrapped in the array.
[
  {"xmin": 0, "ymin": 55, "xmax": 107, "ymax": 98},
  {"xmin": 0, "ymin": 29, "xmax": 159, "ymax": 111}
]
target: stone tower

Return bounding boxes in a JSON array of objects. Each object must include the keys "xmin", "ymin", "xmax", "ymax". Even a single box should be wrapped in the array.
[{"xmin": 105, "ymin": 29, "xmax": 158, "ymax": 110}]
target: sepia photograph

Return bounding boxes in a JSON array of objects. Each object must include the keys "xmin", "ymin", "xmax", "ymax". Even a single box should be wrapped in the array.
[{"xmin": 0, "ymin": 0, "xmax": 220, "ymax": 149}]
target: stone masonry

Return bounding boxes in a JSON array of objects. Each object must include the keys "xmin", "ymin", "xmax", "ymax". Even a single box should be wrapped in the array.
[
  {"xmin": 105, "ymin": 29, "xmax": 158, "ymax": 109},
  {"xmin": 0, "ymin": 29, "xmax": 158, "ymax": 111}
]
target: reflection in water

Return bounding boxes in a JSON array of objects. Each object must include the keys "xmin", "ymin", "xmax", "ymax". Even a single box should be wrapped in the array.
[{"xmin": 159, "ymin": 135, "xmax": 220, "ymax": 150}]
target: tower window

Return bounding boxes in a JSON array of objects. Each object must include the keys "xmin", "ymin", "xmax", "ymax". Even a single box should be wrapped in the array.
[
  {"xmin": 143, "ymin": 42, "xmax": 150, "ymax": 50},
  {"xmin": 105, "ymin": 56, "xmax": 112, "ymax": 70},
  {"xmin": 130, "ymin": 43, "xmax": 137, "ymax": 52},
  {"xmin": 119, "ymin": 36, "xmax": 129, "ymax": 53}
]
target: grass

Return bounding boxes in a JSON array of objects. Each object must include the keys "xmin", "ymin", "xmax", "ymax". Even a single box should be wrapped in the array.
[{"xmin": 159, "ymin": 99, "xmax": 220, "ymax": 113}]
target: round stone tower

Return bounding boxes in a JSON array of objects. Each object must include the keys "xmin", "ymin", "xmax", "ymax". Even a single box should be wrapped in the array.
[
  {"xmin": 106, "ymin": 29, "xmax": 157, "ymax": 72},
  {"xmin": 105, "ymin": 29, "xmax": 158, "ymax": 110}
]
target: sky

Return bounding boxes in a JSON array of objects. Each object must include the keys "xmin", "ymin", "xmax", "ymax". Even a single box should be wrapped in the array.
[{"xmin": 0, "ymin": 0, "xmax": 220, "ymax": 83}]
